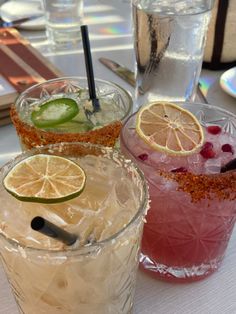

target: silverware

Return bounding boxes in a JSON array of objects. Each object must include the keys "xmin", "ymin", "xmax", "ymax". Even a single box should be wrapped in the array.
[
  {"xmin": 99, "ymin": 57, "xmax": 208, "ymax": 104},
  {"xmin": 99, "ymin": 57, "xmax": 135, "ymax": 87},
  {"xmin": 0, "ymin": 16, "xmax": 42, "ymax": 28},
  {"xmin": 197, "ymin": 82, "xmax": 208, "ymax": 104}
]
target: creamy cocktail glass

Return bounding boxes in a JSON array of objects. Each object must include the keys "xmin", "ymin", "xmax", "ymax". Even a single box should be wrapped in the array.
[
  {"xmin": 0, "ymin": 142, "xmax": 148, "ymax": 313},
  {"xmin": 11, "ymin": 77, "xmax": 132, "ymax": 150},
  {"xmin": 120, "ymin": 102, "xmax": 236, "ymax": 282}
]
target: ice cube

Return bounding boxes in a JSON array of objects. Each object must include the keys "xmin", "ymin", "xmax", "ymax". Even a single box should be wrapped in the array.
[
  {"xmin": 204, "ymin": 158, "xmax": 222, "ymax": 174},
  {"xmin": 219, "ymin": 152, "xmax": 235, "ymax": 168}
]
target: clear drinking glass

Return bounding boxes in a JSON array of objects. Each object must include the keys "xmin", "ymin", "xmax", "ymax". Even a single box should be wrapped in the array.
[
  {"xmin": 120, "ymin": 102, "xmax": 236, "ymax": 282},
  {"xmin": 10, "ymin": 77, "xmax": 132, "ymax": 150},
  {"xmin": 0, "ymin": 142, "xmax": 148, "ymax": 313},
  {"xmin": 43, "ymin": 0, "xmax": 84, "ymax": 49},
  {"xmin": 132, "ymin": 0, "xmax": 215, "ymax": 110}
]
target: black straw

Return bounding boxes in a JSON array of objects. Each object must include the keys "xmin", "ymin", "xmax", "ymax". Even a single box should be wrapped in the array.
[
  {"xmin": 81, "ymin": 24, "xmax": 100, "ymax": 112},
  {"xmin": 220, "ymin": 158, "xmax": 236, "ymax": 173},
  {"xmin": 31, "ymin": 216, "xmax": 77, "ymax": 246}
]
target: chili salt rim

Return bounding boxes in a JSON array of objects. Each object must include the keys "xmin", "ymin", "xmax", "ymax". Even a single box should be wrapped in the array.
[
  {"xmin": 10, "ymin": 105, "xmax": 122, "ymax": 149},
  {"xmin": 160, "ymin": 170, "xmax": 236, "ymax": 202}
]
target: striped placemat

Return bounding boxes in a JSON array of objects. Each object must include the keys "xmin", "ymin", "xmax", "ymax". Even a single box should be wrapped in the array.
[{"xmin": 0, "ymin": 28, "xmax": 63, "ymax": 126}]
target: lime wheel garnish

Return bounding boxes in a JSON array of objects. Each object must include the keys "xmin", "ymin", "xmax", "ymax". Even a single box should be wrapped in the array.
[
  {"xmin": 136, "ymin": 102, "xmax": 204, "ymax": 155},
  {"xmin": 3, "ymin": 154, "xmax": 86, "ymax": 203},
  {"xmin": 31, "ymin": 98, "xmax": 79, "ymax": 128}
]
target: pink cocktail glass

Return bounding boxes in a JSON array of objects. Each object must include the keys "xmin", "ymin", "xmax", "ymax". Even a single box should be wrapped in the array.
[{"xmin": 120, "ymin": 102, "xmax": 236, "ymax": 282}]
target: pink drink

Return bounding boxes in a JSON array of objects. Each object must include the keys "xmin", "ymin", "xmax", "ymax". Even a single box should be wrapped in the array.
[{"xmin": 120, "ymin": 103, "xmax": 236, "ymax": 282}]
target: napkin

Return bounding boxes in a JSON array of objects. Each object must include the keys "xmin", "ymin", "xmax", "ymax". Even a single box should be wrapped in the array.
[{"xmin": 0, "ymin": 28, "xmax": 63, "ymax": 126}]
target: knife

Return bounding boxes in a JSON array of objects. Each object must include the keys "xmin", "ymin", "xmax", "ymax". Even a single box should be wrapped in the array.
[
  {"xmin": 99, "ymin": 57, "xmax": 135, "ymax": 88},
  {"xmin": 99, "ymin": 57, "xmax": 208, "ymax": 104},
  {"xmin": 0, "ymin": 16, "xmax": 42, "ymax": 28}
]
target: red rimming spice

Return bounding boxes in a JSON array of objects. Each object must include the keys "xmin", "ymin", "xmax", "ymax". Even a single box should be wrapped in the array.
[{"xmin": 160, "ymin": 171, "xmax": 236, "ymax": 202}]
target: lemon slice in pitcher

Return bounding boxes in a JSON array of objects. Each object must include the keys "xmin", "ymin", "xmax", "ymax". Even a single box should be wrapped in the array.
[
  {"xmin": 136, "ymin": 102, "xmax": 204, "ymax": 155},
  {"xmin": 3, "ymin": 154, "xmax": 86, "ymax": 203}
]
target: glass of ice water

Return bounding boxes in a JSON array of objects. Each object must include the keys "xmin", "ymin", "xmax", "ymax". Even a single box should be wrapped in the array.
[
  {"xmin": 43, "ymin": 0, "xmax": 83, "ymax": 49},
  {"xmin": 132, "ymin": 0, "xmax": 215, "ymax": 110}
]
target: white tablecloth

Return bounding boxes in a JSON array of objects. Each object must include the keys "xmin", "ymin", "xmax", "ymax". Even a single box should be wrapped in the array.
[{"xmin": 0, "ymin": 1, "xmax": 236, "ymax": 313}]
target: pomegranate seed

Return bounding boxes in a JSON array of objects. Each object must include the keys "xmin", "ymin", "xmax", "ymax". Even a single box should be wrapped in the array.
[
  {"xmin": 171, "ymin": 167, "xmax": 188, "ymax": 173},
  {"xmin": 207, "ymin": 125, "xmax": 222, "ymax": 135},
  {"xmin": 221, "ymin": 144, "xmax": 234, "ymax": 154},
  {"xmin": 138, "ymin": 153, "xmax": 148, "ymax": 161},
  {"xmin": 200, "ymin": 142, "xmax": 216, "ymax": 159},
  {"xmin": 203, "ymin": 142, "xmax": 213, "ymax": 150}
]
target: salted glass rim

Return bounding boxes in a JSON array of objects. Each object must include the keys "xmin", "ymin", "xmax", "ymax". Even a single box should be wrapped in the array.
[{"xmin": 0, "ymin": 142, "xmax": 148, "ymax": 256}]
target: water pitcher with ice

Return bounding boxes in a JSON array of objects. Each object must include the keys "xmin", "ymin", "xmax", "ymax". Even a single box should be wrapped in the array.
[{"xmin": 132, "ymin": 0, "xmax": 215, "ymax": 110}]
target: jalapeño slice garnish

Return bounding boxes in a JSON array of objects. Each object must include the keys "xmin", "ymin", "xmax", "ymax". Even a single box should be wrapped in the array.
[{"xmin": 31, "ymin": 98, "xmax": 79, "ymax": 128}]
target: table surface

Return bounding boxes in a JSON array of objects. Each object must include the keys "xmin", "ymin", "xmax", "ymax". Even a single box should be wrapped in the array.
[{"xmin": 0, "ymin": 1, "xmax": 236, "ymax": 313}]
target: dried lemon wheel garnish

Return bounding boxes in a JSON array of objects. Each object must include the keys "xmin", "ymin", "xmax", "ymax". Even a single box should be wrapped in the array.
[{"xmin": 136, "ymin": 102, "xmax": 204, "ymax": 156}]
